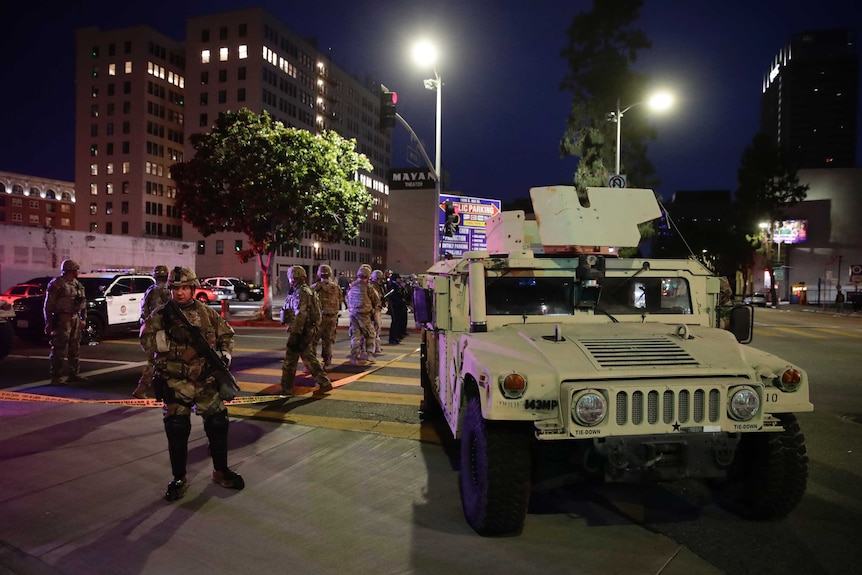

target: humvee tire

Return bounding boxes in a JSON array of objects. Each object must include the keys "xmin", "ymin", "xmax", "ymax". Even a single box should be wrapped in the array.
[
  {"xmin": 716, "ymin": 413, "xmax": 808, "ymax": 519},
  {"xmin": 459, "ymin": 396, "xmax": 532, "ymax": 536}
]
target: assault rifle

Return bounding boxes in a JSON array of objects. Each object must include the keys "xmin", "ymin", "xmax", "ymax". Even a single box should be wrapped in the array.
[{"xmin": 162, "ymin": 299, "xmax": 240, "ymax": 401}]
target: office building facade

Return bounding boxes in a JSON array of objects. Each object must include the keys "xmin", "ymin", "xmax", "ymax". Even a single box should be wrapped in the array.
[
  {"xmin": 75, "ymin": 8, "xmax": 392, "ymax": 285},
  {"xmin": 761, "ymin": 28, "xmax": 859, "ymax": 169}
]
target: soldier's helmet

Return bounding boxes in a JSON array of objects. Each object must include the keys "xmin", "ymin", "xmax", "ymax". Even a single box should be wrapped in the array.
[
  {"xmin": 317, "ymin": 264, "xmax": 332, "ymax": 278},
  {"xmin": 169, "ymin": 266, "xmax": 200, "ymax": 288},
  {"xmin": 60, "ymin": 259, "xmax": 81, "ymax": 273},
  {"xmin": 371, "ymin": 269, "xmax": 384, "ymax": 282},
  {"xmin": 152, "ymin": 265, "xmax": 169, "ymax": 280},
  {"xmin": 288, "ymin": 265, "xmax": 307, "ymax": 281},
  {"xmin": 356, "ymin": 265, "xmax": 371, "ymax": 278}
]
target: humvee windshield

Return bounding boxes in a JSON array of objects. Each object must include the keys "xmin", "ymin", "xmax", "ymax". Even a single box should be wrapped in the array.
[{"xmin": 484, "ymin": 275, "xmax": 692, "ymax": 316}]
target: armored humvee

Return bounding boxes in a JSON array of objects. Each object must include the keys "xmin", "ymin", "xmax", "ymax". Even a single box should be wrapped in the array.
[{"xmin": 413, "ymin": 186, "xmax": 812, "ymax": 536}]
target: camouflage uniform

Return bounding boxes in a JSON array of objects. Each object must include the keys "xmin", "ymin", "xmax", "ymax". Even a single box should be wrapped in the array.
[
  {"xmin": 369, "ymin": 270, "xmax": 386, "ymax": 354},
  {"xmin": 280, "ymin": 266, "xmax": 332, "ymax": 395},
  {"xmin": 43, "ymin": 259, "xmax": 87, "ymax": 384},
  {"xmin": 311, "ymin": 264, "xmax": 343, "ymax": 369},
  {"xmin": 132, "ymin": 265, "xmax": 172, "ymax": 398},
  {"xmin": 347, "ymin": 265, "xmax": 379, "ymax": 364},
  {"xmin": 140, "ymin": 266, "xmax": 243, "ymax": 501}
]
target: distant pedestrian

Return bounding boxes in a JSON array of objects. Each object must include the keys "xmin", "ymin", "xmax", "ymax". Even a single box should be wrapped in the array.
[
  {"xmin": 836, "ymin": 289, "xmax": 845, "ymax": 314},
  {"xmin": 279, "ymin": 265, "xmax": 332, "ymax": 395},
  {"xmin": 311, "ymin": 264, "xmax": 343, "ymax": 369},
  {"xmin": 43, "ymin": 259, "xmax": 88, "ymax": 385},
  {"xmin": 140, "ymin": 266, "xmax": 244, "ymax": 502},
  {"xmin": 387, "ymin": 273, "xmax": 409, "ymax": 344},
  {"xmin": 337, "ymin": 272, "xmax": 350, "ymax": 308},
  {"xmin": 132, "ymin": 265, "xmax": 172, "ymax": 399}
]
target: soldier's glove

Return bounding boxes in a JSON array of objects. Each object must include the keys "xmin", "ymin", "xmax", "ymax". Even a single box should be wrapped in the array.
[
  {"xmin": 167, "ymin": 325, "xmax": 193, "ymax": 345},
  {"xmin": 287, "ymin": 333, "xmax": 302, "ymax": 351}
]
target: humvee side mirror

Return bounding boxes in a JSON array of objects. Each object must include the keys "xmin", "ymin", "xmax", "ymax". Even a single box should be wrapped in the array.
[
  {"xmin": 728, "ymin": 304, "xmax": 753, "ymax": 344},
  {"xmin": 413, "ymin": 288, "xmax": 433, "ymax": 324}
]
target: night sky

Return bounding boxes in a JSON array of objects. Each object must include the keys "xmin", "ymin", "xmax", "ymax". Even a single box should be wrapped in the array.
[{"xmin": 1, "ymin": 0, "xmax": 860, "ymax": 205}]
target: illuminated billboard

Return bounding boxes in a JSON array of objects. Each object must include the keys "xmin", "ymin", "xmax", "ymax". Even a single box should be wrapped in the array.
[{"xmin": 773, "ymin": 220, "xmax": 808, "ymax": 244}]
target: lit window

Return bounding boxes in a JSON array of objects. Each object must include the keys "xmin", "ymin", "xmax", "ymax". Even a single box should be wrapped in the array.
[
  {"xmin": 106, "ymin": 183, "xmax": 113, "ymax": 194},
  {"xmin": 90, "ymin": 163, "xmax": 99, "ymax": 176},
  {"xmin": 108, "ymin": 63, "xmax": 116, "ymax": 76},
  {"xmin": 89, "ymin": 203, "xmax": 98, "ymax": 215},
  {"xmin": 124, "ymin": 61, "xmax": 132, "ymax": 73},
  {"xmin": 201, "ymin": 49, "xmax": 211, "ymax": 64},
  {"xmin": 122, "ymin": 161, "xmax": 130, "ymax": 174},
  {"xmin": 90, "ymin": 183, "xmax": 98, "ymax": 195},
  {"xmin": 219, "ymin": 47, "xmax": 228, "ymax": 61},
  {"xmin": 106, "ymin": 163, "xmax": 114, "ymax": 174},
  {"xmin": 238, "ymin": 45, "xmax": 248, "ymax": 59}
]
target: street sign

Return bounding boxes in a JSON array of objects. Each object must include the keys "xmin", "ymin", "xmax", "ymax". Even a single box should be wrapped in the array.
[
  {"xmin": 438, "ymin": 193, "xmax": 502, "ymax": 258},
  {"xmin": 850, "ymin": 264, "xmax": 862, "ymax": 283},
  {"xmin": 608, "ymin": 174, "xmax": 626, "ymax": 188},
  {"xmin": 389, "ymin": 168, "xmax": 436, "ymax": 190}
]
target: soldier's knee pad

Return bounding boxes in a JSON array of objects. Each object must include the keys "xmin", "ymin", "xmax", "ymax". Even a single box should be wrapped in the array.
[{"xmin": 164, "ymin": 414, "xmax": 191, "ymax": 439}]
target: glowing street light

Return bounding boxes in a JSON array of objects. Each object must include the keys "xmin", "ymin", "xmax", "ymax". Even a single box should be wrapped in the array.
[
  {"xmin": 610, "ymin": 91, "xmax": 674, "ymax": 175},
  {"xmin": 412, "ymin": 40, "xmax": 444, "ymax": 260}
]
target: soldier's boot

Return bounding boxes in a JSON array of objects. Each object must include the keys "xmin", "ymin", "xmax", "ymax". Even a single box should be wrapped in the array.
[
  {"xmin": 204, "ymin": 411, "xmax": 244, "ymax": 491},
  {"xmin": 165, "ymin": 477, "xmax": 188, "ymax": 502},
  {"xmin": 212, "ymin": 469, "xmax": 245, "ymax": 490},
  {"xmin": 164, "ymin": 415, "xmax": 191, "ymax": 501},
  {"xmin": 67, "ymin": 374, "xmax": 88, "ymax": 383},
  {"xmin": 131, "ymin": 384, "xmax": 149, "ymax": 399},
  {"xmin": 323, "ymin": 357, "xmax": 332, "ymax": 370},
  {"xmin": 314, "ymin": 379, "xmax": 333, "ymax": 394},
  {"xmin": 50, "ymin": 377, "xmax": 65, "ymax": 386}
]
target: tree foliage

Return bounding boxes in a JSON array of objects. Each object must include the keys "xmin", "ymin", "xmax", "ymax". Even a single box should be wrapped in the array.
[
  {"xmin": 559, "ymin": 0, "xmax": 657, "ymax": 191},
  {"xmin": 735, "ymin": 131, "xmax": 809, "ymax": 302},
  {"xmin": 171, "ymin": 108, "xmax": 374, "ymax": 317}
]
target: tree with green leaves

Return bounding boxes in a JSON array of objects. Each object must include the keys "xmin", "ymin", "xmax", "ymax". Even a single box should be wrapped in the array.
[
  {"xmin": 559, "ymin": 0, "xmax": 657, "ymax": 192},
  {"xmin": 736, "ymin": 131, "xmax": 808, "ymax": 306},
  {"xmin": 171, "ymin": 108, "xmax": 374, "ymax": 319}
]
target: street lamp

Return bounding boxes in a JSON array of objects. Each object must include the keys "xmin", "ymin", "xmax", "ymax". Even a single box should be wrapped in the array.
[
  {"xmin": 610, "ymin": 92, "xmax": 674, "ymax": 175},
  {"xmin": 412, "ymin": 40, "xmax": 443, "ymax": 260}
]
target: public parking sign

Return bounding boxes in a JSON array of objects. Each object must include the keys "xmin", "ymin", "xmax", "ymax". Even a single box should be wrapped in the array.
[
  {"xmin": 438, "ymin": 193, "xmax": 501, "ymax": 258},
  {"xmin": 850, "ymin": 264, "xmax": 862, "ymax": 283}
]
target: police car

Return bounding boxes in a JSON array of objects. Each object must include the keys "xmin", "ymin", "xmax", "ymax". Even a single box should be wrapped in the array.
[{"xmin": 13, "ymin": 269, "xmax": 155, "ymax": 343}]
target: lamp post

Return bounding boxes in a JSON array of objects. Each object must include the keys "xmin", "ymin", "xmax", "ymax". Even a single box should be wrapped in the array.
[
  {"xmin": 610, "ymin": 92, "xmax": 674, "ymax": 175},
  {"xmin": 412, "ymin": 40, "xmax": 443, "ymax": 261}
]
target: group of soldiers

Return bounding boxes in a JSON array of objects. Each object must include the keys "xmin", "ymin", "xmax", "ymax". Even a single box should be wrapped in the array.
[{"xmin": 43, "ymin": 258, "xmax": 411, "ymax": 503}]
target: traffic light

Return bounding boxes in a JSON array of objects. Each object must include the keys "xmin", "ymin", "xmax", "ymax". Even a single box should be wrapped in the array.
[
  {"xmin": 443, "ymin": 200, "xmax": 459, "ymax": 237},
  {"xmin": 380, "ymin": 90, "xmax": 397, "ymax": 129}
]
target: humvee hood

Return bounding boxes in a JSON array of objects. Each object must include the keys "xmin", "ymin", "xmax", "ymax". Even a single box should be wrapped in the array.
[{"xmin": 463, "ymin": 322, "xmax": 753, "ymax": 378}]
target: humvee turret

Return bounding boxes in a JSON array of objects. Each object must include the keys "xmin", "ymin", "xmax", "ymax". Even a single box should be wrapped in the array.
[{"xmin": 413, "ymin": 186, "xmax": 811, "ymax": 536}]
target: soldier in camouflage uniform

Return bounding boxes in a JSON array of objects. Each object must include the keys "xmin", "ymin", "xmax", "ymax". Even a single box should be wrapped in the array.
[
  {"xmin": 140, "ymin": 266, "xmax": 244, "ymax": 502},
  {"xmin": 43, "ymin": 259, "xmax": 88, "ymax": 385},
  {"xmin": 132, "ymin": 265, "xmax": 172, "ymax": 399},
  {"xmin": 347, "ymin": 264, "xmax": 379, "ymax": 365},
  {"xmin": 310, "ymin": 264, "xmax": 343, "ymax": 369},
  {"xmin": 369, "ymin": 269, "xmax": 386, "ymax": 355},
  {"xmin": 280, "ymin": 266, "xmax": 333, "ymax": 396}
]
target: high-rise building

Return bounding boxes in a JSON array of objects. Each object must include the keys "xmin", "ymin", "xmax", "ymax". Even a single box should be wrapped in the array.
[
  {"xmin": 75, "ymin": 8, "xmax": 392, "ymax": 282},
  {"xmin": 761, "ymin": 28, "xmax": 859, "ymax": 169}
]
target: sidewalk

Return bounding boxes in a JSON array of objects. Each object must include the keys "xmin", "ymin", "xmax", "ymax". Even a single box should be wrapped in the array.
[{"xmin": 0, "ymin": 401, "xmax": 722, "ymax": 575}]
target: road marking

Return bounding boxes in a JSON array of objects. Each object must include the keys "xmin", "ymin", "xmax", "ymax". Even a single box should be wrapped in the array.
[
  {"xmin": 360, "ymin": 374, "xmax": 418, "ymax": 386},
  {"xmin": 772, "ymin": 327, "xmax": 828, "ymax": 339},
  {"xmin": 812, "ymin": 328, "xmax": 862, "ymax": 339}
]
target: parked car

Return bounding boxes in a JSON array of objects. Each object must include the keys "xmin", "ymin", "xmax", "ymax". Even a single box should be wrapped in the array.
[
  {"xmin": 0, "ymin": 300, "xmax": 14, "ymax": 359},
  {"xmin": 744, "ymin": 292, "xmax": 767, "ymax": 307},
  {"xmin": 193, "ymin": 284, "xmax": 231, "ymax": 303},
  {"xmin": 202, "ymin": 277, "xmax": 263, "ymax": 301},
  {"xmin": 13, "ymin": 270, "xmax": 155, "ymax": 343},
  {"xmin": 0, "ymin": 283, "xmax": 46, "ymax": 305}
]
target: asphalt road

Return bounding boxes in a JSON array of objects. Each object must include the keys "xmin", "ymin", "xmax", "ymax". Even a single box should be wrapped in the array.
[{"xmin": 2, "ymin": 306, "xmax": 861, "ymax": 574}]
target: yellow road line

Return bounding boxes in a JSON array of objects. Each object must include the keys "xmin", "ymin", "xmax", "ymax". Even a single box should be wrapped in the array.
[
  {"xmin": 360, "ymin": 374, "xmax": 418, "ymax": 386},
  {"xmin": 813, "ymin": 328, "xmax": 862, "ymax": 339},
  {"xmin": 754, "ymin": 328, "xmax": 783, "ymax": 337},
  {"xmin": 773, "ymin": 327, "xmax": 828, "ymax": 339}
]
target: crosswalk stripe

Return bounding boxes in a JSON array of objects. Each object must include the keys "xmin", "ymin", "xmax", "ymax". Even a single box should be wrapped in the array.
[
  {"xmin": 361, "ymin": 374, "xmax": 418, "ymax": 386},
  {"xmin": 772, "ymin": 327, "xmax": 828, "ymax": 338},
  {"xmin": 812, "ymin": 328, "xmax": 862, "ymax": 339}
]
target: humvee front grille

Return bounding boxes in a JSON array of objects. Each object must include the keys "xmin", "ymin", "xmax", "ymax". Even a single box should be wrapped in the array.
[
  {"xmin": 615, "ymin": 387, "xmax": 722, "ymax": 426},
  {"xmin": 580, "ymin": 337, "xmax": 699, "ymax": 368}
]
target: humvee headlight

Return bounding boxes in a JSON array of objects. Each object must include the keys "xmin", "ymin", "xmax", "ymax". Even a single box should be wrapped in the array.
[
  {"xmin": 777, "ymin": 368, "xmax": 802, "ymax": 392},
  {"xmin": 728, "ymin": 386, "xmax": 760, "ymax": 421},
  {"xmin": 571, "ymin": 391, "xmax": 607, "ymax": 426},
  {"xmin": 499, "ymin": 372, "xmax": 527, "ymax": 399}
]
